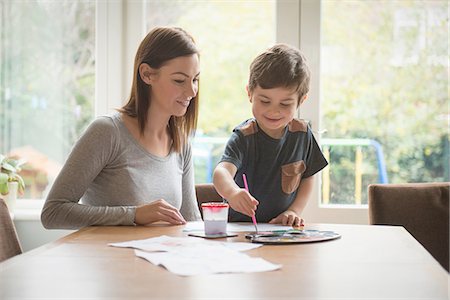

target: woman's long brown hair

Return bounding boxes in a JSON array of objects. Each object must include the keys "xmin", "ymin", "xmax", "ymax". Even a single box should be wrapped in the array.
[{"xmin": 119, "ymin": 27, "xmax": 199, "ymax": 153}]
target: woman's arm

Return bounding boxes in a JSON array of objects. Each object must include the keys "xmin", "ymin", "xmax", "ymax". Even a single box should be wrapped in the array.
[
  {"xmin": 41, "ymin": 117, "xmax": 136, "ymax": 229},
  {"xmin": 179, "ymin": 143, "xmax": 202, "ymax": 221}
]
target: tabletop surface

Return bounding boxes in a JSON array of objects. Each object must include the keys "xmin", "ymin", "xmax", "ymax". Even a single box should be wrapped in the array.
[{"xmin": 0, "ymin": 223, "xmax": 448, "ymax": 299}]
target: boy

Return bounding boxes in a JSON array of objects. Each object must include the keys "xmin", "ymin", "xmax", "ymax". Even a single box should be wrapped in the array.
[{"xmin": 213, "ymin": 44, "xmax": 328, "ymax": 227}]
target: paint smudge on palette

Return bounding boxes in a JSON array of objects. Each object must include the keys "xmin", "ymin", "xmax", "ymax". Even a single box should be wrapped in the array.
[{"xmin": 246, "ymin": 229, "xmax": 341, "ymax": 244}]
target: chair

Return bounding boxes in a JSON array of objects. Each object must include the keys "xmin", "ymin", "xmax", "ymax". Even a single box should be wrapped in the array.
[
  {"xmin": 0, "ymin": 198, "xmax": 22, "ymax": 262},
  {"xmin": 195, "ymin": 183, "xmax": 223, "ymax": 217},
  {"xmin": 368, "ymin": 182, "xmax": 449, "ymax": 272}
]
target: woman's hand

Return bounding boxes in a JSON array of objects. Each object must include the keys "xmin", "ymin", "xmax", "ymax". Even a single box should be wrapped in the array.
[
  {"xmin": 269, "ymin": 210, "xmax": 303, "ymax": 227},
  {"xmin": 227, "ymin": 189, "xmax": 259, "ymax": 218},
  {"xmin": 134, "ymin": 199, "xmax": 186, "ymax": 225}
]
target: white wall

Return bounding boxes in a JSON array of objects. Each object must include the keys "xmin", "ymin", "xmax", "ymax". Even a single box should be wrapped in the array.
[
  {"xmin": 14, "ymin": 220, "xmax": 74, "ymax": 252},
  {"xmin": 12, "ymin": 199, "xmax": 74, "ymax": 252}
]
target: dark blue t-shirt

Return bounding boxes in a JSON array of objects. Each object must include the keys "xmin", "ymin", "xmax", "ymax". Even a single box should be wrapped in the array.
[{"xmin": 220, "ymin": 118, "xmax": 328, "ymax": 222}]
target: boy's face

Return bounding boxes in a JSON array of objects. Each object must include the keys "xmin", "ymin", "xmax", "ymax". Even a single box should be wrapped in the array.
[{"xmin": 248, "ymin": 85, "xmax": 302, "ymax": 139}]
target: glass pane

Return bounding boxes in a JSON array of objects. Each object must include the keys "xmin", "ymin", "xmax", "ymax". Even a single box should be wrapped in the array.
[
  {"xmin": 0, "ymin": 1, "xmax": 95, "ymax": 199},
  {"xmin": 145, "ymin": 0, "xmax": 276, "ymax": 183},
  {"xmin": 321, "ymin": 0, "xmax": 449, "ymax": 205}
]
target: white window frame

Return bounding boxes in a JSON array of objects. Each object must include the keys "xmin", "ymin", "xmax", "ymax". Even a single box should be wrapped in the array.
[
  {"xmin": 277, "ymin": 0, "xmax": 368, "ymax": 224},
  {"xmin": 97, "ymin": 0, "xmax": 146, "ymax": 115}
]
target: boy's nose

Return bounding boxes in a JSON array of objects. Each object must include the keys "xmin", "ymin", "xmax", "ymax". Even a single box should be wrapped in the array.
[{"xmin": 269, "ymin": 107, "xmax": 281, "ymax": 115}]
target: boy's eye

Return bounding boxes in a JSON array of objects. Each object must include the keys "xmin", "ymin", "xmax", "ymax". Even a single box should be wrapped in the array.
[
  {"xmin": 260, "ymin": 99, "xmax": 270, "ymax": 104},
  {"xmin": 281, "ymin": 101, "xmax": 296, "ymax": 107}
]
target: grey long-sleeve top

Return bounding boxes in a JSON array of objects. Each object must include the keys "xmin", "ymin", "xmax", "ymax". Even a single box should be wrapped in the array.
[{"xmin": 41, "ymin": 113, "xmax": 201, "ymax": 229}]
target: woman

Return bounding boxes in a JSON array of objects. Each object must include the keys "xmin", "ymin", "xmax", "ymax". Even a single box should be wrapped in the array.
[{"xmin": 41, "ymin": 27, "xmax": 202, "ymax": 229}]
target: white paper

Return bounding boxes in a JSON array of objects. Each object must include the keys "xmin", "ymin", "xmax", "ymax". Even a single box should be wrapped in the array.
[
  {"xmin": 183, "ymin": 221, "xmax": 293, "ymax": 232},
  {"xmin": 109, "ymin": 235, "xmax": 281, "ymax": 276},
  {"xmin": 109, "ymin": 235, "xmax": 261, "ymax": 252},
  {"xmin": 134, "ymin": 246, "xmax": 281, "ymax": 276}
]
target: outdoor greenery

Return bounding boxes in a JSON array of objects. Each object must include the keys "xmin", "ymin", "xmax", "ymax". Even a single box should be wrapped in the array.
[
  {"xmin": 0, "ymin": 1, "xmax": 94, "ymax": 198},
  {"xmin": 321, "ymin": 1, "xmax": 449, "ymax": 204}
]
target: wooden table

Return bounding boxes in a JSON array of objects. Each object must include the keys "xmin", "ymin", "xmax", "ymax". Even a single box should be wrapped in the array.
[{"xmin": 0, "ymin": 223, "xmax": 448, "ymax": 299}]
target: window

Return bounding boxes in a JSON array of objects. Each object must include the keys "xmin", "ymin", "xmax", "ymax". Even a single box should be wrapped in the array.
[
  {"xmin": 0, "ymin": 1, "xmax": 95, "ymax": 200},
  {"xmin": 320, "ymin": 0, "xmax": 449, "ymax": 206},
  {"xmin": 144, "ymin": 0, "xmax": 276, "ymax": 183}
]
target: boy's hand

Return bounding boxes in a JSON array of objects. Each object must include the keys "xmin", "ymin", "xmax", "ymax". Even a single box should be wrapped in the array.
[
  {"xmin": 227, "ymin": 189, "xmax": 259, "ymax": 218},
  {"xmin": 269, "ymin": 210, "xmax": 303, "ymax": 227}
]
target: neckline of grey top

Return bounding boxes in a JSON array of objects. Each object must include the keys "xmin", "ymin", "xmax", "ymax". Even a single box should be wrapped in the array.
[{"xmin": 112, "ymin": 112, "xmax": 174, "ymax": 162}]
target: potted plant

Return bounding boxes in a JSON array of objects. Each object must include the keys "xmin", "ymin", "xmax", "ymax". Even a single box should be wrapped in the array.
[{"xmin": 0, "ymin": 154, "xmax": 26, "ymax": 211}]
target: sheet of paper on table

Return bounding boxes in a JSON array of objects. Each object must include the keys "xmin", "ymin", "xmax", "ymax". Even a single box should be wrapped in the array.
[
  {"xmin": 109, "ymin": 235, "xmax": 281, "ymax": 276},
  {"xmin": 183, "ymin": 221, "xmax": 293, "ymax": 232},
  {"xmin": 109, "ymin": 235, "xmax": 260, "ymax": 252}
]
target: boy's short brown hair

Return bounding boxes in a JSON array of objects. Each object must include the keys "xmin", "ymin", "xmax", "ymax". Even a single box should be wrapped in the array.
[{"xmin": 248, "ymin": 44, "xmax": 310, "ymax": 105}]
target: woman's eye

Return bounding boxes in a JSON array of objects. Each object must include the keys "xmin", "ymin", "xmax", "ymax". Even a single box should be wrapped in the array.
[{"xmin": 174, "ymin": 79, "xmax": 185, "ymax": 84}]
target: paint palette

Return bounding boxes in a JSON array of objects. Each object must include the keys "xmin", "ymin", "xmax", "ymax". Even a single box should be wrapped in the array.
[
  {"xmin": 246, "ymin": 229, "xmax": 341, "ymax": 244},
  {"xmin": 188, "ymin": 232, "xmax": 238, "ymax": 239}
]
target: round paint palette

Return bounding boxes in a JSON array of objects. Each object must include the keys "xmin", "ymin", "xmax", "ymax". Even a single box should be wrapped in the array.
[{"xmin": 248, "ymin": 229, "xmax": 341, "ymax": 244}]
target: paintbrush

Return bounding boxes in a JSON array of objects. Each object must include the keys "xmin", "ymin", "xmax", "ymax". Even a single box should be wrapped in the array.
[{"xmin": 242, "ymin": 173, "xmax": 258, "ymax": 233}]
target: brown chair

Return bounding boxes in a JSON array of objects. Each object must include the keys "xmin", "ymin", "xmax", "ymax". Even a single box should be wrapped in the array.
[
  {"xmin": 0, "ymin": 198, "xmax": 22, "ymax": 262},
  {"xmin": 195, "ymin": 183, "xmax": 223, "ymax": 217},
  {"xmin": 368, "ymin": 182, "xmax": 449, "ymax": 272}
]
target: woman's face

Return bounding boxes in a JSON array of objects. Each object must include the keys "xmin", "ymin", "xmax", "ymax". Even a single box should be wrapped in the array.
[{"xmin": 148, "ymin": 54, "xmax": 200, "ymax": 117}]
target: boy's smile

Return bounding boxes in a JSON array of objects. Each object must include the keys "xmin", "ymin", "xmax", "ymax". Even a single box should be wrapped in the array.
[{"xmin": 249, "ymin": 85, "xmax": 299, "ymax": 139}]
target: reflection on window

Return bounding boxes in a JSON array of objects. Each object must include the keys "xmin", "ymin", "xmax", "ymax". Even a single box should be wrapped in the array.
[
  {"xmin": 145, "ymin": 0, "xmax": 276, "ymax": 183},
  {"xmin": 321, "ymin": 0, "xmax": 449, "ymax": 205},
  {"xmin": 0, "ymin": 1, "xmax": 95, "ymax": 199}
]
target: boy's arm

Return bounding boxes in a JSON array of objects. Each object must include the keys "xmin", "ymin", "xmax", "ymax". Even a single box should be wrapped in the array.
[
  {"xmin": 213, "ymin": 162, "xmax": 258, "ymax": 217},
  {"xmin": 269, "ymin": 175, "xmax": 315, "ymax": 226}
]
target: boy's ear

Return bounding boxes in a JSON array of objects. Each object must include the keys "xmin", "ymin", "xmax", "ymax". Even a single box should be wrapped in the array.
[
  {"xmin": 246, "ymin": 85, "xmax": 253, "ymax": 103},
  {"xmin": 139, "ymin": 63, "xmax": 156, "ymax": 85},
  {"xmin": 299, "ymin": 93, "xmax": 309, "ymax": 106}
]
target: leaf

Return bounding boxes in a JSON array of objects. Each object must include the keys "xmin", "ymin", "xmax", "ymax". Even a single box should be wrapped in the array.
[
  {"xmin": 14, "ymin": 158, "xmax": 27, "ymax": 169},
  {"xmin": 14, "ymin": 175, "xmax": 26, "ymax": 194},
  {"xmin": 1, "ymin": 162, "xmax": 16, "ymax": 173},
  {"xmin": 0, "ymin": 173, "xmax": 8, "ymax": 194},
  {"xmin": 8, "ymin": 158, "xmax": 26, "ymax": 170},
  {"xmin": 0, "ymin": 173, "xmax": 8, "ymax": 184}
]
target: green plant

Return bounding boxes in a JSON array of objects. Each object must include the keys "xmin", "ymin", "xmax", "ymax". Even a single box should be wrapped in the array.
[{"xmin": 0, "ymin": 154, "xmax": 26, "ymax": 195}]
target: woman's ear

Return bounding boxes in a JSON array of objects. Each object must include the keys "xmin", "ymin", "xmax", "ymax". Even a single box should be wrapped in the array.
[{"xmin": 139, "ymin": 63, "xmax": 155, "ymax": 85}]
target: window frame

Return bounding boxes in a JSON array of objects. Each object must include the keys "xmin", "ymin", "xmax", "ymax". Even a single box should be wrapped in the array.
[
  {"xmin": 280, "ymin": 0, "xmax": 369, "ymax": 224},
  {"xmin": 296, "ymin": 0, "xmax": 448, "ymax": 224}
]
